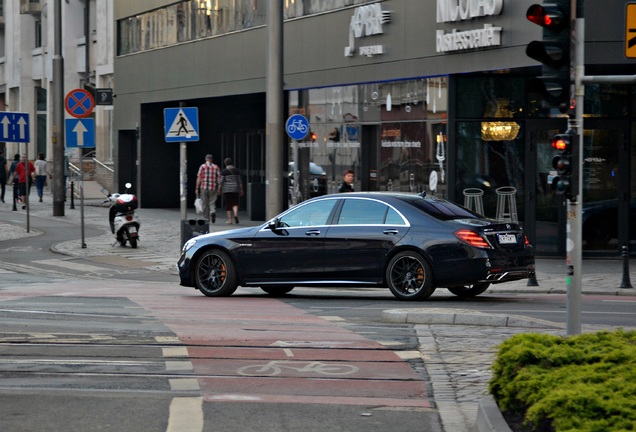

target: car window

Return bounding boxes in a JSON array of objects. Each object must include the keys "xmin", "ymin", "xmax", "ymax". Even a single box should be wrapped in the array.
[
  {"xmin": 279, "ymin": 199, "xmax": 337, "ymax": 227},
  {"xmin": 337, "ymin": 199, "xmax": 405, "ymax": 225},
  {"xmin": 409, "ymin": 197, "xmax": 479, "ymax": 220}
]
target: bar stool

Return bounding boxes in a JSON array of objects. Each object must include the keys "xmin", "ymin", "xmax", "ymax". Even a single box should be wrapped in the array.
[
  {"xmin": 495, "ymin": 186, "xmax": 518, "ymax": 223},
  {"xmin": 463, "ymin": 188, "xmax": 484, "ymax": 215}
]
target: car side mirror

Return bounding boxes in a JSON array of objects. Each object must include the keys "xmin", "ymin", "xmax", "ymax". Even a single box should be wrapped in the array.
[{"xmin": 268, "ymin": 218, "xmax": 280, "ymax": 231}]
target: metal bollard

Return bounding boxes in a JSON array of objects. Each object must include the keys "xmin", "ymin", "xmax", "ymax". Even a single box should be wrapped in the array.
[
  {"xmin": 620, "ymin": 244, "xmax": 633, "ymax": 289},
  {"xmin": 69, "ymin": 181, "xmax": 75, "ymax": 209}
]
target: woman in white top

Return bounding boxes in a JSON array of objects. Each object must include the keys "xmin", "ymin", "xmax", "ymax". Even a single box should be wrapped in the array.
[{"xmin": 34, "ymin": 153, "xmax": 47, "ymax": 202}]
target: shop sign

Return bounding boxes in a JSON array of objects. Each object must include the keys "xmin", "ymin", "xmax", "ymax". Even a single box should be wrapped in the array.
[
  {"xmin": 344, "ymin": 3, "xmax": 391, "ymax": 58},
  {"xmin": 436, "ymin": 0, "xmax": 503, "ymax": 53}
]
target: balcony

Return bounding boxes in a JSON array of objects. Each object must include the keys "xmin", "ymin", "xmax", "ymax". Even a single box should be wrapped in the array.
[{"xmin": 20, "ymin": 0, "xmax": 41, "ymax": 15}]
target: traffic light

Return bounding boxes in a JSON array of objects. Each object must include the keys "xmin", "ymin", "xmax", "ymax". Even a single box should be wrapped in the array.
[
  {"xmin": 551, "ymin": 130, "xmax": 579, "ymax": 200},
  {"xmin": 526, "ymin": 1, "xmax": 571, "ymax": 113},
  {"xmin": 310, "ymin": 131, "xmax": 317, "ymax": 141}
]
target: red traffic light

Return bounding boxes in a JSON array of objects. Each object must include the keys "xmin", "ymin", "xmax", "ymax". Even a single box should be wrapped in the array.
[
  {"xmin": 552, "ymin": 136, "xmax": 568, "ymax": 152},
  {"xmin": 526, "ymin": 3, "xmax": 567, "ymax": 31}
]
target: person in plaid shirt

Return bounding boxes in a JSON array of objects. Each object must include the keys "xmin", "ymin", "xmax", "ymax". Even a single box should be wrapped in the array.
[{"xmin": 195, "ymin": 154, "xmax": 220, "ymax": 223}]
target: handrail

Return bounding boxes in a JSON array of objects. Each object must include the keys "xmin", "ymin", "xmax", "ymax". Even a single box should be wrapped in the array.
[{"xmin": 92, "ymin": 157, "xmax": 114, "ymax": 173}]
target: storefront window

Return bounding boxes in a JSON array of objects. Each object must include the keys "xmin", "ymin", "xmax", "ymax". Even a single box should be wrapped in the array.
[
  {"xmin": 289, "ymin": 78, "xmax": 448, "ymax": 199},
  {"xmin": 455, "ymin": 121, "xmax": 525, "ymax": 220},
  {"xmin": 585, "ymin": 84, "xmax": 630, "ymax": 118},
  {"xmin": 456, "ymin": 76, "xmax": 525, "ymax": 119}
]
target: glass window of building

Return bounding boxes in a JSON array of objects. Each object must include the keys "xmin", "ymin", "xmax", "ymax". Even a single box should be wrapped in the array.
[{"xmin": 289, "ymin": 77, "xmax": 448, "ymax": 197}]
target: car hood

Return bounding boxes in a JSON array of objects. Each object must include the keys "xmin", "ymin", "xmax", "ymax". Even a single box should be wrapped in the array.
[{"xmin": 193, "ymin": 225, "xmax": 262, "ymax": 241}]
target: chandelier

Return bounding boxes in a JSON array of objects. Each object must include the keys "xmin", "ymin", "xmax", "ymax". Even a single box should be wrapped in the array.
[{"xmin": 480, "ymin": 121, "xmax": 520, "ymax": 141}]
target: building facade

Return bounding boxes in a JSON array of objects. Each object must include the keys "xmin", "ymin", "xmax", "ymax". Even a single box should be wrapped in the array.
[
  {"xmin": 3, "ymin": 1, "xmax": 635, "ymax": 257},
  {"xmin": 0, "ymin": 0, "xmax": 114, "ymax": 189}
]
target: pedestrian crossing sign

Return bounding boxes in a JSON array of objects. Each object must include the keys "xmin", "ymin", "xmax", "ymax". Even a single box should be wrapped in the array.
[{"xmin": 164, "ymin": 107, "xmax": 199, "ymax": 142}]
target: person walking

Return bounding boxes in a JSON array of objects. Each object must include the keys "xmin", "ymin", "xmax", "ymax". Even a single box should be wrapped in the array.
[
  {"xmin": 13, "ymin": 154, "xmax": 35, "ymax": 209},
  {"xmin": 195, "ymin": 154, "xmax": 220, "ymax": 223},
  {"xmin": 0, "ymin": 150, "xmax": 7, "ymax": 203},
  {"xmin": 8, "ymin": 154, "xmax": 20, "ymax": 208},
  {"xmin": 219, "ymin": 158, "xmax": 243, "ymax": 224},
  {"xmin": 34, "ymin": 153, "xmax": 47, "ymax": 202}
]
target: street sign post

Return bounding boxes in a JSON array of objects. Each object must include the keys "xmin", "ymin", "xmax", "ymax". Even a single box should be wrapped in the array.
[
  {"xmin": 65, "ymin": 118, "xmax": 95, "ymax": 148},
  {"xmin": 286, "ymin": 115, "xmax": 310, "ymax": 205},
  {"xmin": 65, "ymin": 88, "xmax": 95, "ymax": 118},
  {"xmin": 164, "ymin": 107, "xmax": 199, "ymax": 142},
  {"xmin": 0, "ymin": 112, "xmax": 30, "ymax": 143},
  {"xmin": 285, "ymin": 114, "xmax": 310, "ymax": 141}
]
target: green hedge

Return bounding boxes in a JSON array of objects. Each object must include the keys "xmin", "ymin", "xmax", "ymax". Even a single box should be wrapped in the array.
[{"xmin": 489, "ymin": 329, "xmax": 636, "ymax": 432}]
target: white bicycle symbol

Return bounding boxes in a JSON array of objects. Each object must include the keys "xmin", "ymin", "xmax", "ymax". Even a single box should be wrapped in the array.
[
  {"xmin": 287, "ymin": 119, "xmax": 308, "ymax": 135},
  {"xmin": 237, "ymin": 360, "xmax": 359, "ymax": 377}
]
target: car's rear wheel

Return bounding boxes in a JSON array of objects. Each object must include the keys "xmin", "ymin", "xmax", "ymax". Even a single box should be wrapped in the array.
[
  {"xmin": 386, "ymin": 251, "xmax": 435, "ymax": 301},
  {"xmin": 261, "ymin": 286, "xmax": 294, "ymax": 296},
  {"xmin": 194, "ymin": 250, "xmax": 238, "ymax": 297},
  {"xmin": 447, "ymin": 282, "xmax": 490, "ymax": 297}
]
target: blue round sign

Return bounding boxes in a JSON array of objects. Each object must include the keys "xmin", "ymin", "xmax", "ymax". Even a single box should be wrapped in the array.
[{"xmin": 285, "ymin": 114, "xmax": 310, "ymax": 141}]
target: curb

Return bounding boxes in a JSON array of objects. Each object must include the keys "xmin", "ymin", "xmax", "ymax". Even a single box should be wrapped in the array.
[
  {"xmin": 475, "ymin": 395, "xmax": 513, "ymax": 432},
  {"xmin": 381, "ymin": 308, "xmax": 565, "ymax": 329}
]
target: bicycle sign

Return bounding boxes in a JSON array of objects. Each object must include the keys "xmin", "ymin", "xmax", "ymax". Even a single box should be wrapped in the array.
[
  {"xmin": 285, "ymin": 114, "xmax": 309, "ymax": 141},
  {"xmin": 237, "ymin": 360, "xmax": 359, "ymax": 377}
]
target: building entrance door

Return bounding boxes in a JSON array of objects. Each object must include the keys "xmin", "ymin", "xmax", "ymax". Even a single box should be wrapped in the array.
[
  {"xmin": 527, "ymin": 121, "xmax": 567, "ymax": 256},
  {"xmin": 527, "ymin": 119, "xmax": 630, "ymax": 256},
  {"xmin": 220, "ymin": 130, "xmax": 266, "ymax": 221}
]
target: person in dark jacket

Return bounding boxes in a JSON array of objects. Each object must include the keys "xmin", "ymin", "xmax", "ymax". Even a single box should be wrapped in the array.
[
  {"xmin": 338, "ymin": 169, "xmax": 354, "ymax": 193},
  {"xmin": 219, "ymin": 158, "xmax": 243, "ymax": 224}
]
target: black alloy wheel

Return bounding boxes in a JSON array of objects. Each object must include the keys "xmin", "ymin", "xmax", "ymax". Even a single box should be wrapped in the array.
[
  {"xmin": 195, "ymin": 250, "xmax": 238, "ymax": 297},
  {"xmin": 386, "ymin": 251, "xmax": 435, "ymax": 301}
]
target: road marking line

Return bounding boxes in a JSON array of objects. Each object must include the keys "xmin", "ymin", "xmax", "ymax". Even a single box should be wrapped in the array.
[
  {"xmin": 169, "ymin": 378, "xmax": 200, "ymax": 391},
  {"xmin": 165, "ymin": 361, "xmax": 193, "ymax": 371},
  {"xmin": 33, "ymin": 259, "xmax": 107, "ymax": 272},
  {"xmin": 395, "ymin": 351, "xmax": 423, "ymax": 360},
  {"xmin": 163, "ymin": 347, "xmax": 189, "ymax": 357},
  {"xmin": 166, "ymin": 397, "xmax": 203, "ymax": 432},
  {"xmin": 156, "ymin": 336, "xmax": 181, "ymax": 343}
]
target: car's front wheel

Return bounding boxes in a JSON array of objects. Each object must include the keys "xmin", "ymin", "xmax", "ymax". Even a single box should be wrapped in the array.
[
  {"xmin": 447, "ymin": 282, "xmax": 490, "ymax": 297},
  {"xmin": 386, "ymin": 251, "xmax": 435, "ymax": 301},
  {"xmin": 194, "ymin": 250, "xmax": 238, "ymax": 297}
]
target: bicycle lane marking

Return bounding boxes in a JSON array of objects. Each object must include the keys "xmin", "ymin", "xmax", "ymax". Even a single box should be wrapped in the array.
[{"xmin": 126, "ymin": 294, "xmax": 433, "ymax": 408}]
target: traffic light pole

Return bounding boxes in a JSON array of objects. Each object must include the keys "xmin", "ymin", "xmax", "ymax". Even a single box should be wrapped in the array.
[{"xmin": 563, "ymin": 0, "xmax": 584, "ymax": 336}]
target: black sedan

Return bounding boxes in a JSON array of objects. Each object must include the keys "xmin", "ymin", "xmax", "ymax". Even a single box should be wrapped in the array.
[{"xmin": 177, "ymin": 192, "xmax": 535, "ymax": 301}]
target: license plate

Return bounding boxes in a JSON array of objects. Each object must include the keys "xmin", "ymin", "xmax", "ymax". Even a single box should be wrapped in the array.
[
  {"xmin": 128, "ymin": 227, "xmax": 137, "ymax": 234},
  {"xmin": 498, "ymin": 233, "xmax": 517, "ymax": 244}
]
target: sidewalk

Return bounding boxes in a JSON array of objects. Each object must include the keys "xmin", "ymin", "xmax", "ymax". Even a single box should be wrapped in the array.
[
  {"xmin": 1, "ymin": 186, "xmax": 635, "ymax": 432},
  {"xmin": 2, "ymin": 187, "xmax": 636, "ymax": 295}
]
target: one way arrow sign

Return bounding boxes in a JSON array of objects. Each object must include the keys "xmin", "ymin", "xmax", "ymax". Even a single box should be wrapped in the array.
[
  {"xmin": 0, "ymin": 112, "xmax": 30, "ymax": 143},
  {"xmin": 65, "ymin": 118, "xmax": 95, "ymax": 148}
]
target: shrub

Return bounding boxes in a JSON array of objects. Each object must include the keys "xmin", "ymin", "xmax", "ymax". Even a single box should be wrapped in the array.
[{"xmin": 489, "ymin": 329, "xmax": 636, "ymax": 432}]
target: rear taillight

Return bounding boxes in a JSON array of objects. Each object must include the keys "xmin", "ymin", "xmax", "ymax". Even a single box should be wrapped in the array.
[
  {"xmin": 455, "ymin": 230, "xmax": 491, "ymax": 249},
  {"xmin": 524, "ymin": 235, "xmax": 530, "ymax": 246},
  {"xmin": 126, "ymin": 215, "xmax": 133, "ymax": 221}
]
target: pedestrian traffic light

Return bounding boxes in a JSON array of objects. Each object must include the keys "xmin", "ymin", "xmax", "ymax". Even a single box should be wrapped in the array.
[
  {"xmin": 551, "ymin": 130, "xmax": 579, "ymax": 200},
  {"xmin": 526, "ymin": 1, "xmax": 571, "ymax": 113}
]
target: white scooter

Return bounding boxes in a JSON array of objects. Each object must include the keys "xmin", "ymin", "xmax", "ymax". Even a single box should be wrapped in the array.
[{"xmin": 104, "ymin": 182, "xmax": 140, "ymax": 248}]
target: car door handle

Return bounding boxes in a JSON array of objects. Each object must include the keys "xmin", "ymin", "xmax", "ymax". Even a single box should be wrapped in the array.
[
  {"xmin": 383, "ymin": 229, "xmax": 399, "ymax": 235},
  {"xmin": 305, "ymin": 230, "xmax": 321, "ymax": 236}
]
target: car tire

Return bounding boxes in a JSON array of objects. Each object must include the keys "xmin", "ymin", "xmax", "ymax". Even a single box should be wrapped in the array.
[
  {"xmin": 447, "ymin": 282, "xmax": 490, "ymax": 297},
  {"xmin": 261, "ymin": 286, "xmax": 294, "ymax": 296},
  {"xmin": 386, "ymin": 251, "xmax": 435, "ymax": 301},
  {"xmin": 194, "ymin": 249, "xmax": 238, "ymax": 297}
]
